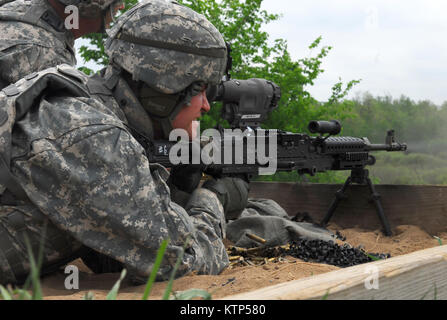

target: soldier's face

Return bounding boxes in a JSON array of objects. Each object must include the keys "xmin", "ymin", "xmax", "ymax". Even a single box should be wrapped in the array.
[{"xmin": 172, "ymin": 90, "xmax": 210, "ymax": 139}]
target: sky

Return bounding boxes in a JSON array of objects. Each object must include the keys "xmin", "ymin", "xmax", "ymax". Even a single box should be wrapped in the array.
[{"xmin": 76, "ymin": 0, "xmax": 447, "ymax": 105}]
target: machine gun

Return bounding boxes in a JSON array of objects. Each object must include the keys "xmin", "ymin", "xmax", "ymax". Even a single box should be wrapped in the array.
[{"xmin": 147, "ymin": 78, "xmax": 407, "ymax": 236}]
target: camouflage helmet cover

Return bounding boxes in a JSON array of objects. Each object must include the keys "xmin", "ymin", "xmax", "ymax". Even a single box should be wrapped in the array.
[
  {"xmin": 56, "ymin": 0, "xmax": 121, "ymax": 19},
  {"xmin": 105, "ymin": 0, "xmax": 227, "ymax": 95}
]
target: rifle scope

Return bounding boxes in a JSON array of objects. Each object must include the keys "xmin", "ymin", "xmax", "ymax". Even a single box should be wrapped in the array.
[
  {"xmin": 308, "ymin": 120, "xmax": 342, "ymax": 135},
  {"xmin": 207, "ymin": 78, "xmax": 281, "ymax": 129}
]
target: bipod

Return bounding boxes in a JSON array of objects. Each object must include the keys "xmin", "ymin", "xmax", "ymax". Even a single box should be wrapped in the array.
[{"xmin": 320, "ymin": 168, "xmax": 392, "ymax": 236}]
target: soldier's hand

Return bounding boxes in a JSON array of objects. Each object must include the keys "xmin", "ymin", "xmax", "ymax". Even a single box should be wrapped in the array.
[
  {"xmin": 168, "ymin": 165, "xmax": 204, "ymax": 208},
  {"xmin": 202, "ymin": 176, "xmax": 250, "ymax": 220},
  {"xmin": 168, "ymin": 165, "xmax": 203, "ymax": 193}
]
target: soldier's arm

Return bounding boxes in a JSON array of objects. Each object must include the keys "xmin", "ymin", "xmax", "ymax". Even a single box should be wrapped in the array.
[
  {"xmin": 0, "ymin": 20, "xmax": 76, "ymax": 86},
  {"xmin": 0, "ymin": 43, "xmax": 75, "ymax": 87},
  {"xmin": 13, "ymin": 102, "xmax": 228, "ymax": 281}
]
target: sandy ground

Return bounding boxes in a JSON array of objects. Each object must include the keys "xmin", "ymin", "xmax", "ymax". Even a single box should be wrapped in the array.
[{"xmin": 39, "ymin": 224, "xmax": 447, "ymax": 300}]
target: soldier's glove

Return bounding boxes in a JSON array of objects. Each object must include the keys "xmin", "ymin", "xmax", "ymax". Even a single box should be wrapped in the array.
[
  {"xmin": 167, "ymin": 165, "xmax": 204, "ymax": 207},
  {"xmin": 202, "ymin": 176, "xmax": 250, "ymax": 220}
]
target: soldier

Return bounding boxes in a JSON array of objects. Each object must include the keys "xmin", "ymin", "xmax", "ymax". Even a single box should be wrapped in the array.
[
  {"xmin": 0, "ymin": 0, "xmax": 124, "ymax": 90},
  {"xmin": 0, "ymin": 0, "xmax": 249, "ymax": 285}
]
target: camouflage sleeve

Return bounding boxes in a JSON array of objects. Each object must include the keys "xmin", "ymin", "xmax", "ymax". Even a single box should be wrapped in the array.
[
  {"xmin": 0, "ymin": 20, "xmax": 76, "ymax": 87},
  {"xmin": 14, "ymin": 107, "xmax": 228, "ymax": 280},
  {"xmin": 0, "ymin": 42, "xmax": 76, "ymax": 87}
]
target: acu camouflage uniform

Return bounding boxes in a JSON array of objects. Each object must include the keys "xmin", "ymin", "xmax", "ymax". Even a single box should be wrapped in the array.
[
  {"xmin": 0, "ymin": 0, "xmax": 76, "ymax": 90},
  {"xmin": 0, "ymin": 0, "xmax": 231, "ymax": 284},
  {"xmin": 0, "ymin": 63, "xmax": 229, "ymax": 285}
]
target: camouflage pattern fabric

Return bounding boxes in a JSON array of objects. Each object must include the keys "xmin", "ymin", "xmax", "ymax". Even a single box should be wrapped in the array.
[
  {"xmin": 0, "ymin": 205, "xmax": 84, "ymax": 284},
  {"xmin": 105, "ymin": 0, "xmax": 227, "ymax": 95},
  {"xmin": 0, "ymin": 66, "xmax": 229, "ymax": 285},
  {"xmin": 226, "ymin": 199, "xmax": 336, "ymax": 248},
  {"xmin": 0, "ymin": 0, "xmax": 76, "ymax": 89}
]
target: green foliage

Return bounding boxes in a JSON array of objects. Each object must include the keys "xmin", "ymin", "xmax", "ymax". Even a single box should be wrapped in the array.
[
  {"xmin": 0, "ymin": 235, "xmax": 212, "ymax": 301},
  {"xmin": 175, "ymin": 0, "xmax": 360, "ymax": 132},
  {"xmin": 360, "ymin": 149, "xmax": 447, "ymax": 186},
  {"xmin": 0, "ymin": 230, "xmax": 46, "ymax": 300},
  {"xmin": 0, "ymin": 285, "xmax": 33, "ymax": 300},
  {"xmin": 78, "ymin": 0, "xmax": 139, "ymax": 74},
  {"xmin": 106, "ymin": 269, "xmax": 127, "ymax": 300},
  {"xmin": 23, "ymin": 235, "xmax": 44, "ymax": 300},
  {"xmin": 256, "ymin": 170, "xmax": 349, "ymax": 184},
  {"xmin": 321, "ymin": 289, "xmax": 330, "ymax": 300},
  {"xmin": 174, "ymin": 1, "xmax": 360, "ymax": 185},
  {"xmin": 162, "ymin": 236, "xmax": 191, "ymax": 300},
  {"xmin": 142, "ymin": 238, "xmax": 169, "ymax": 300},
  {"xmin": 83, "ymin": 291, "xmax": 95, "ymax": 300},
  {"xmin": 77, "ymin": 0, "xmax": 360, "ymax": 184},
  {"xmin": 178, "ymin": 0, "xmax": 281, "ymax": 77},
  {"xmin": 338, "ymin": 93, "xmax": 447, "ymax": 185},
  {"xmin": 434, "ymin": 236, "xmax": 443, "ymax": 246},
  {"xmin": 420, "ymin": 284, "xmax": 439, "ymax": 300},
  {"xmin": 170, "ymin": 288, "xmax": 212, "ymax": 300},
  {"xmin": 79, "ymin": 0, "xmax": 358, "ymax": 132},
  {"xmin": 342, "ymin": 94, "xmax": 446, "ymax": 146}
]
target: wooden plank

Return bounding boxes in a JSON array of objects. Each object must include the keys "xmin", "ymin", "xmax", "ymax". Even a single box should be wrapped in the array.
[
  {"xmin": 249, "ymin": 182, "xmax": 447, "ymax": 234},
  {"xmin": 221, "ymin": 245, "xmax": 447, "ymax": 300}
]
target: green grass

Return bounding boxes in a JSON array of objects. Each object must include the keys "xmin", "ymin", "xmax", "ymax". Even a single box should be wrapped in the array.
[
  {"xmin": 0, "ymin": 235, "xmax": 212, "ymax": 301},
  {"xmin": 420, "ymin": 283, "xmax": 438, "ymax": 300},
  {"xmin": 0, "ymin": 224, "xmax": 47, "ymax": 300},
  {"xmin": 106, "ymin": 269, "xmax": 127, "ymax": 300},
  {"xmin": 141, "ymin": 238, "xmax": 170, "ymax": 300},
  {"xmin": 433, "ymin": 236, "xmax": 443, "ymax": 246}
]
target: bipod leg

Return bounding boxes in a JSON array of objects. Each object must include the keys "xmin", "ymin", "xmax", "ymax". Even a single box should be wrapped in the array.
[
  {"xmin": 320, "ymin": 176, "xmax": 352, "ymax": 227},
  {"xmin": 366, "ymin": 177, "xmax": 392, "ymax": 236}
]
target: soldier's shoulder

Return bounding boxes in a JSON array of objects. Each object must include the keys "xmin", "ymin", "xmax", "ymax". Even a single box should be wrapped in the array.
[
  {"xmin": 0, "ymin": 0, "xmax": 74, "ymax": 48},
  {"xmin": 2, "ymin": 66, "xmax": 129, "ymax": 150},
  {"xmin": 1, "ymin": 65, "xmax": 91, "ymax": 101},
  {"xmin": 0, "ymin": 20, "xmax": 66, "ymax": 47},
  {"xmin": 2, "ymin": 65, "xmax": 128, "ymax": 131}
]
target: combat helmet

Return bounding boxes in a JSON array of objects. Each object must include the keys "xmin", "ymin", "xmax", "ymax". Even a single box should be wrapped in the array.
[
  {"xmin": 105, "ymin": 0, "xmax": 227, "ymax": 126},
  {"xmin": 56, "ymin": 0, "xmax": 123, "ymax": 19}
]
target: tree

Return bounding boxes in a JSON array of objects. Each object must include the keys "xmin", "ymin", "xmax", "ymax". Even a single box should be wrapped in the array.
[
  {"xmin": 78, "ymin": 0, "xmax": 359, "ymax": 183},
  {"xmin": 78, "ymin": 0, "xmax": 139, "ymax": 75},
  {"xmin": 79, "ymin": 0, "xmax": 358, "ymax": 130}
]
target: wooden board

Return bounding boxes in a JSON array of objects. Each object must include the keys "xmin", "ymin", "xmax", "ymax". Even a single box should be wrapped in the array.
[
  {"xmin": 249, "ymin": 182, "xmax": 447, "ymax": 235},
  {"xmin": 222, "ymin": 244, "xmax": 447, "ymax": 300}
]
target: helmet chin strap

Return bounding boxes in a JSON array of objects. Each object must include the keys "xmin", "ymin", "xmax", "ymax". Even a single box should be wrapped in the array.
[
  {"xmin": 100, "ymin": 3, "xmax": 118, "ymax": 33},
  {"xmin": 156, "ymin": 94, "xmax": 191, "ymax": 140},
  {"xmin": 98, "ymin": 7, "xmax": 109, "ymax": 33},
  {"xmin": 105, "ymin": 65, "xmax": 155, "ymax": 141},
  {"xmin": 159, "ymin": 82, "xmax": 205, "ymax": 139},
  {"xmin": 138, "ymin": 82, "xmax": 204, "ymax": 140},
  {"xmin": 107, "ymin": 63, "xmax": 206, "ymax": 140},
  {"xmin": 110, "ymin": 5, "xmax": 117, "ymax": 23}
]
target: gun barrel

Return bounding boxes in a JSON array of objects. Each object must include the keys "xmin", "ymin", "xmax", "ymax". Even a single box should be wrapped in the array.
[
  {"xmin": 367, "ymin": 143, "xmax": 408, "ymax": 152},
  {"xmin": 366, "ymin": 130, "xmax": 407, "ymax": 152}
]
